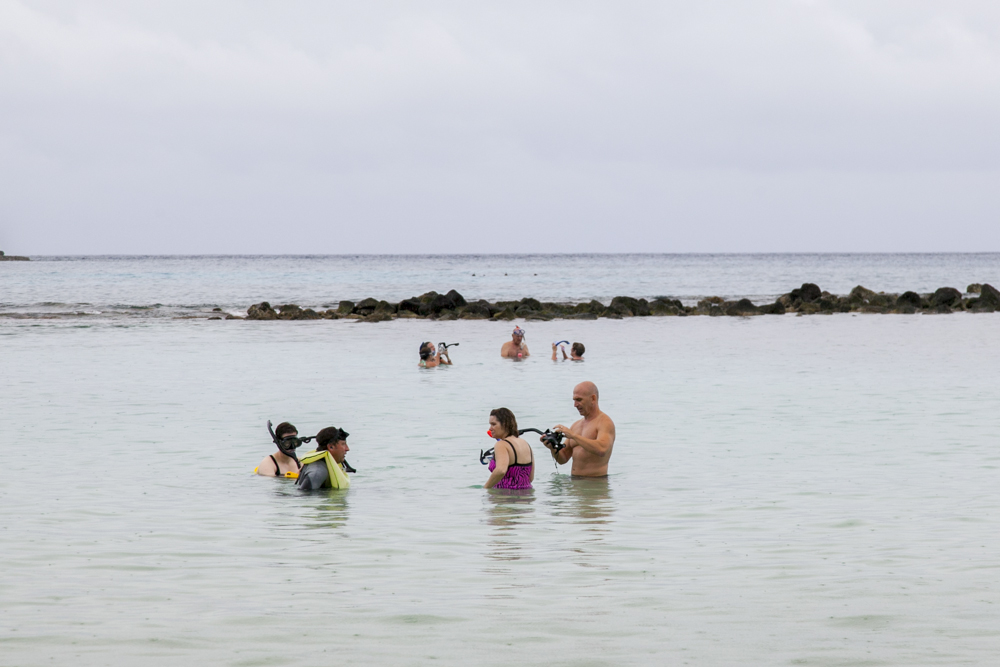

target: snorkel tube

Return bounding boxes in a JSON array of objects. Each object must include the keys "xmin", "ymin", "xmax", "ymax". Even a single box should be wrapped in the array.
[
  {"xmin": 268, "ymin": 420, "xmax": 309, "ymax": 462},
  {"xmin": 479, "ymin": 426, "xmax": 566, "ymax": 465}
]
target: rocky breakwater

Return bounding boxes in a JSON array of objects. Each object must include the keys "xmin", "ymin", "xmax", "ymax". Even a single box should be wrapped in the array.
[
  {"xmin": 0, "ymin": 251, "xmax": 29, "ymax": 261},
  {"xmin": 240, "ymin": 283, "xmax": 999, "ymax": 321}
]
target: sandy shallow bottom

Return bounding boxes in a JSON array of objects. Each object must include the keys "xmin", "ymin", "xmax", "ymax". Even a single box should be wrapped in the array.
[{"xmin": 1, "ymin": 314, "xmax": 998, "ymax": 666}]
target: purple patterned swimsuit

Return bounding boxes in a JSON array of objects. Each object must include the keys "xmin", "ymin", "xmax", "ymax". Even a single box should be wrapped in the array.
[{"xmin": 488, "ymin": 439, "xmax": 533, "ymax": 490}]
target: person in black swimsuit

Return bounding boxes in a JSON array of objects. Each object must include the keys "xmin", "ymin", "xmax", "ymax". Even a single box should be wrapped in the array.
[{"xmin": 255, "ymin": 421, "xmax": 303, "ymax": 477}]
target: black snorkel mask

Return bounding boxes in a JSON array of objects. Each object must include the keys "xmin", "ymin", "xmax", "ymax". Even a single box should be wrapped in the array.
[{"xmin": 267, "ymin": 420, "xmax": 315, "ymax": 462}]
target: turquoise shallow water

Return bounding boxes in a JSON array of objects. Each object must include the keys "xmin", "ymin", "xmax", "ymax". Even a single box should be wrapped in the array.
[{"xmin": 1, "ymin": 312, "xmax": 998, "ymax": 666}]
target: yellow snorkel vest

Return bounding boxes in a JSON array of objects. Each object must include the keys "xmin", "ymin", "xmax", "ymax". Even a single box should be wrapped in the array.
[{"xmin": 297, "ymin": 450, "xmax": 351, "ymax": 489}]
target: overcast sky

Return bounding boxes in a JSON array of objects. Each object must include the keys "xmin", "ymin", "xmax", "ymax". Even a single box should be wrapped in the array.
[{"xmin": 1, "ymin": 1, "xmax": 999, "ymax": 254}]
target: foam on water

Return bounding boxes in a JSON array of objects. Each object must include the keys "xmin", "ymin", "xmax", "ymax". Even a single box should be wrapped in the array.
[{"xmin": 2, "ymin": 312, "xmax": 999, "ymax": 665}]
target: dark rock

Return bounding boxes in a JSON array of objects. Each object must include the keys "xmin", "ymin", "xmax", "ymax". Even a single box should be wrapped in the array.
[
  {"xmin": 459, "ymin": 302, "xmax": 491, "ymax": 319},
  {"xmin": 567, "ymin": 312, "xmax": 599, "ymax": 320},
  {"xmin": 491, "ymin": 308, "xmax": 516, "ymax": 321},
  {"xmin": 225, "ymin": 314, "xmax": 243, "ymax": 320},
  {"xmin": 576, "ymin": 300, "xmax": 606, "ymax": 315},
  {"xmin": 896, "ymin": 292, "xmax": 922, "ymax": 309},
  {"xmin": 398, "ymin": 298, "xmax": 421, "ymax": 314},
  {"xmin": 980, "ymin": 284, "xmax": 1000, "ymax": 307},
  {"xmin": 427, "ymin": 293, "xmax": 456, "ymax": 315},
  {"xmin": 276, "ymin": 304, "xmax": 302, "ymax": 320},
  {"xmin": 519, "ymin": 297, "xmax": 542, "ymax": 310},
  {"xmin": 514, "ymin": 305, "xmax": 538, "ymax": 318},
  {"xmin": 445, "ymin": 290, "xmax": 467, "ymax": 308},
  {"xmin": 435, "ymin": 309, "xmax": 458, "ymax": 321},
  {"xmin": 930, "ymin": 287, "xmax": 962, "ymax": 308},
  {"xmin": 932, "ymin": 304, "xmax": 953, "ymax": 314},
  {"xmin": 337, "ymin": 301, "xmax": 355, "ymax": 316},
  {"xmin": 967, "ymin": 284, "xmax": 983, "ymax": 294},
  {"xmin": 354, "ymin": 297, "xmax": 380, "ymax": 315},
  {"xmin": 417, "ymin": 291, "xmax": 440, "ymax": 303},
  {"xmin": 321, "ymin": 310, "xmax": 339, "ymax": 319},
  {"xmin": 759, "ymin": 301, "xmax": 786, "ymax": 315},
  {"xmin": 247, "ymin": 302, "xmax": 278, "ymax": 320},
  {"xmin": 297, "ymin": 308, "xmax": 322, "ymax": 320},
  {"xmin": 724, "ymin": 298, "xmax": 759, "ymax": 316},
  {"xmin": 790, "ymin": 283, "xmax": 822, "ymax": 303},
  {"xmin": 610, "ymin": 296, "xmax": 650, "ymax": 316},
  {"xmin": 848, "ymin": 285, "xmax": 877, "ymax": 306},
  {"xmin": 211, "ymin": 307, "xmax": 223, "ymax": 312},
  {"xmin": 208, "ymin": 316, "xmax": 222, "ymax": 320},
  {"xmin": 606, "ymin": 301, "xmax": 634, "ymax": 317}
]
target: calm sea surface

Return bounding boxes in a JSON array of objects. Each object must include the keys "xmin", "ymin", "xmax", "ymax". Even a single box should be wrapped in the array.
[
  {"xmin": 1, "ymin": 255, "xmax": 999, "ymax": 666},
  {"xmin": 1, "ymin": 253, "xmax": 998, "ymax": 318}
]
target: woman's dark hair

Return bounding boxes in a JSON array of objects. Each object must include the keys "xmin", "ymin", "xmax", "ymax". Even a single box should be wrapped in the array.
[
  {"xmin": 419, "ymin": 342, "xmax": 433, "ymax": 361},
  {"xmin": 275, "ymin": 422, "xmax": 297, "ymax": 439},
  {"xmin": 489, "ymin": 408, "xmax": 518, "ymax": 438},
  {"xmin": 571, "ymin": 342, "xmax": 585, "ymax": 357},
  {"xmin": 316, "ymin": 426, "xmax": 344, "ymax": 450}
]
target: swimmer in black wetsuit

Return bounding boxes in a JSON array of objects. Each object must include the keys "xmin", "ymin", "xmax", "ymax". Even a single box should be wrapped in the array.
[{"xmin": 255, "ymin": 421, "xmax": 303, "ymax": 477}]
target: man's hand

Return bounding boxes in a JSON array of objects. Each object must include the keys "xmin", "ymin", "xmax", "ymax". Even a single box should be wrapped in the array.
[{"xmin": 553, "ymin": 424, "xmax": 574, "ymax": 442}]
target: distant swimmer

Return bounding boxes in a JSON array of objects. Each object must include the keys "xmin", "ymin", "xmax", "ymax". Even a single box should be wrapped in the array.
[
  {"xmin": 552, "ymin": 341, "xmax": 585, "ymax": 361},
  {"xmin": 483, "ymin": 408, "xmax": 534, "ymax": 490},
  {"xmin": 297, "ymin": 426, "xmax": 354, "ymax": 490},
  {"xmin": 547, "ymin": 381, "xmax": 616, "ymax": 477},
  {"xmin": 501, "ymin": 326, "xmax": 530, "ymax": 359},
  {"xmin": 419, "ymin": 341, "xmax": 453, "ymax": 368},
  {"xmin": 255, "ymin": 421, "xmax": 304, "ymax": 477}
]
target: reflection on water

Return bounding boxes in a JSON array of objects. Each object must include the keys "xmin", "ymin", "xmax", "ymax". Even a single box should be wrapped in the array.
[
  {"xmin": 546, "ymin": 475, "xmax": 614, "ymax": 526},
  {"xmin": 483, "ymin": 489, "xmax": 535, "ymax": 563},
  {"xmin": 301, "ymin": 489, "xmax": 351, "ymax": 531},
  {"xmin": 546, "ymin": 476, "xmax": 615, "ymax": 570}
]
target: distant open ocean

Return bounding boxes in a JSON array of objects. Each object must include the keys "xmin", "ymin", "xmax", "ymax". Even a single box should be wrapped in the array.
[
  {"xmin": 1, "ymin": 253, "xmax": 998, "ymax": 319},
  {"xmin": 2, "ymin": 253, "xmax": 999, "ymax": 666}
]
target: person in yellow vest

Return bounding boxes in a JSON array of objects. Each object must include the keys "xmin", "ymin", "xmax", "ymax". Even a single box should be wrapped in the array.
[{"xmin": 296, "ymin": 426, "xmax": 352, "ymax": 490}]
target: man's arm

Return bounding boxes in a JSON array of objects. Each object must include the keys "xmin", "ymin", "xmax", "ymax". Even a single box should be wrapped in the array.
[
  {"xmin": 522, "ymin": 344, "xmax": 530, "ymax": 357},
  {"xmin": 554, "ymin": 418, "xmax": 615, "ymax": 457}
]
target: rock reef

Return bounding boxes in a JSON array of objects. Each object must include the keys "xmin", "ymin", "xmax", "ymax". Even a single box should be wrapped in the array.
[
  {"xmin": 240, "ymin": 283, "xmax": 1000, "ymax": 321},
  {"xmin": 0, "ymin": 251, "xmax": 29, "ymax": 261}
]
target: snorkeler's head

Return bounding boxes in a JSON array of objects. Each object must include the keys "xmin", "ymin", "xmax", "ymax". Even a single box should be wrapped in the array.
[
  {"xmin": 571, "ymin": 342, "xmax": 585, "ymax": 357},
  {"xmin": 488, "ymin": 407, "xmax": 518, "ymax": 439},
  {"xmin": 419, "ymin": 341, "xmax": 434, "ymax": 360},
  {"xmin": 512, "ymin": 327, "xmax": 525, "ymax": 343},
  {"xmin": 316, "ymin": 426, "xmax": 351, "ymax": 462},
  {"xmin": 274, "ymin": 422, "xmax": 297, "ymax": 439}
]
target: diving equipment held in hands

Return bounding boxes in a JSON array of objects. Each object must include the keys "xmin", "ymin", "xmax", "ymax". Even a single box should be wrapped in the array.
[{"xmin": 480, "ymin": 426, "xmax": 565, "ymax": 465}]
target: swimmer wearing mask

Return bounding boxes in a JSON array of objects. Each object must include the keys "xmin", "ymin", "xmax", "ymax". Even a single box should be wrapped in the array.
[
  {"xmin": 552, "ymin": 341, "xmax": 585, "ymax": 361},
  {"xmin": 419, "ymin": 341, "xmax": 452, "ymax": 368},
  {"xmin": 255, "ymin": 421, "xmax": 304, "ymax": 477},
  {"xmin": 501, "ymin": 326, "xmax": 530, "ymax": 359}
]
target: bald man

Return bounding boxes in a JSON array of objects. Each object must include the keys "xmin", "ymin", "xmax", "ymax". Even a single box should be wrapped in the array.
[{"xmin": 547, "ymin": 381, "xmax": 616, "ymax": 476}]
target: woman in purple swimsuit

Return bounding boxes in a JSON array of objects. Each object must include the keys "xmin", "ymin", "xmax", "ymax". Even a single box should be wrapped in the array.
[{"xmin": 484, "ymin": 407, "xmax": 534, "ymax": 490}]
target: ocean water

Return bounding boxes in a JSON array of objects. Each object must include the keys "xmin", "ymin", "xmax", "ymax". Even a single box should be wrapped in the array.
[
  {"xmin": 1, "ymin": 253, "xmax": 998, "ymax": 319},
  {"xmin": 1, "ymin": 255, "xmax": 999, "ymax": 666}
]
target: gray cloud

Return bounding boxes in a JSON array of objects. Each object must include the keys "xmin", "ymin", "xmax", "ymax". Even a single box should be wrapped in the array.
[{"xmin": 1, "ymin": 0, "xmax": 999, "ymax": 253}]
